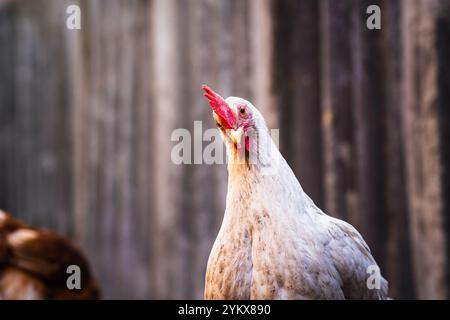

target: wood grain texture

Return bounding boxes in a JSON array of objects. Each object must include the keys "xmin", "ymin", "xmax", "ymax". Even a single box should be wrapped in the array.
[{"xmin": 0, "ymin": 0, "xmax": 449, "ymax": 299}]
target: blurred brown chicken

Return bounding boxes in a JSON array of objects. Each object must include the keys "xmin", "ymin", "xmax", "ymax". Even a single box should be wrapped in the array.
[{"xmin": 0, "ymin": 209, "xmax": 99, "ymax": 299}]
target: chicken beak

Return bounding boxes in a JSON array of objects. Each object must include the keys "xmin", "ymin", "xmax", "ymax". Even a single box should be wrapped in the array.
[
  {"xmin": 229, "ymin": 127, "xmax": 244, "ymax": 148},
  {"xmin": 202, "ymin": 85, "xmax": 236, "ymax": 129}
]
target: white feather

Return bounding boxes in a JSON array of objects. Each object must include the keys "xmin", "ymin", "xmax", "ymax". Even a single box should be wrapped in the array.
[{"xmin": 204, "ymin": 97, "xmax": 389, "ymax": 300}]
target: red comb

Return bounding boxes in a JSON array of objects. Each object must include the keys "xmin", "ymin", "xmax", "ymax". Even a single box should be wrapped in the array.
[{"xmin": 202, "ymin": 85, "xmax": 236, "ymax": 129}]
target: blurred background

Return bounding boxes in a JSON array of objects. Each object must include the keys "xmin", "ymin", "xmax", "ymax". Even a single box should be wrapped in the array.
[{"xmin": 0, "ymin": 0, "xmax": 450, "ymax": 299}]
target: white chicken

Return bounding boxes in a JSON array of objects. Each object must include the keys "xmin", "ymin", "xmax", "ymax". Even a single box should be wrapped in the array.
[{"xmin": 202, "ymin": 85, "xmax": 389, "ymax": 300}]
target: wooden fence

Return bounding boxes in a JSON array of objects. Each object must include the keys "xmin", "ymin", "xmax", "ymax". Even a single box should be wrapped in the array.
[{"xmin": 0, "ymin": 0, "xmax": 449, "ymax": 299}]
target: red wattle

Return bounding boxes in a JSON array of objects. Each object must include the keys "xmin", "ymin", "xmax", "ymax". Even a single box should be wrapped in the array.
[{"xmin": 245, "ymin": 135, "xmax": 251, "ymax": 152}]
